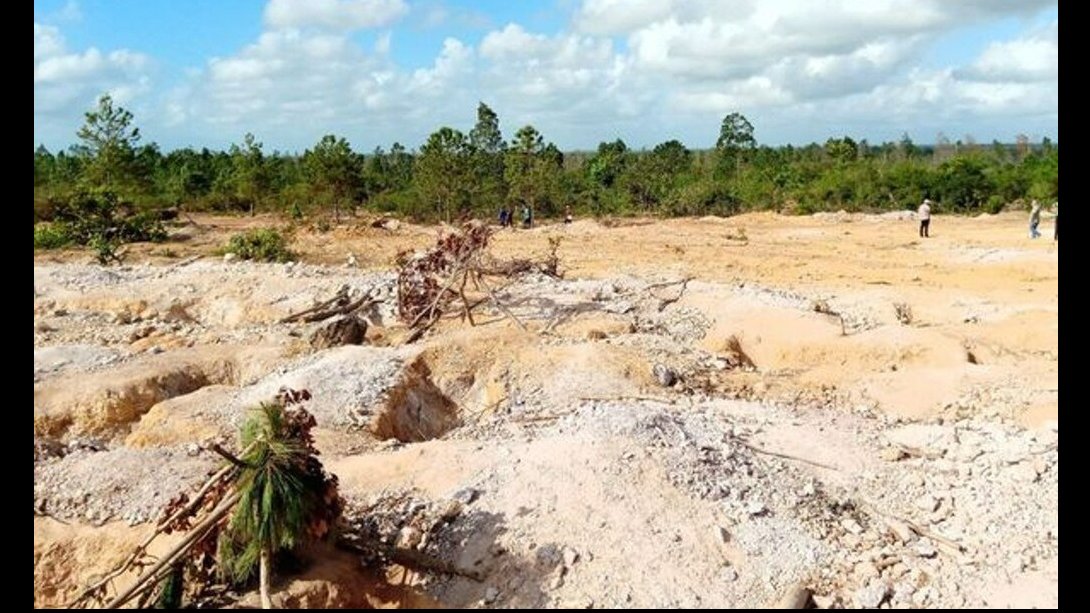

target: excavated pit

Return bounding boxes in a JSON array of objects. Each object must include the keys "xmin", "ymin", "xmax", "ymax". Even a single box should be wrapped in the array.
[{"xmin": 371, "ymin": 358, "xmax": 462, "ymax": 443}]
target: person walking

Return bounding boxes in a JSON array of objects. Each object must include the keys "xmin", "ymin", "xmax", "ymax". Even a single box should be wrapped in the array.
[
  {"xmin": 1029, "ymin": 200, "xmax": 1042, "ymax": 239},
  {"xmin": 918, "ymin": 198, "xmax": 932, "ymax": 238}
]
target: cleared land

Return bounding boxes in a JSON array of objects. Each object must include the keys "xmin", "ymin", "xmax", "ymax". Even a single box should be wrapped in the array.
[{"xmin": 34, "ymin": 211, "xmax": 1057, "ymax": 608}]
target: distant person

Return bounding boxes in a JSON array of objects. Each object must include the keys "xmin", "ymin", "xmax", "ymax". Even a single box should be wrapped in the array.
[
  {"xmin": 1053, "ymin": 201, "xmax": 1058, "ymax": 241},
  {"xmin": 522, "ymin": 205, "xmax": 533, "ymax": 229},
  {"xmin": 498, "ymin": 206, "xmax": 510, "ymax": 228},
  {"xmin": 918, "ymin": 198, "xmax": 932, "ymax": 238},
  {"xmin": 1029, "ymin": 200, "xmax": 1042, "ymax": 239},
  {"xmin": 564, "ymin": 206, "xmax": 573, "ymax": 224}
]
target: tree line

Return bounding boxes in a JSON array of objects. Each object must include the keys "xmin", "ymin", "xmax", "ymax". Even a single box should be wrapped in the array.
[{"xmin": 34, "ymin": 95, "xmax": 1059, "ymax": 225}]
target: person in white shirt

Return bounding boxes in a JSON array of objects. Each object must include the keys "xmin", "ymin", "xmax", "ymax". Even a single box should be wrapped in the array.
[
  {"xmin": 1029, "ymin": 200, "xmax": 1042, "ymax": 239},
  {"xmin": 918, "ymin": 199, "xmax": 932, "ymax": 238}
]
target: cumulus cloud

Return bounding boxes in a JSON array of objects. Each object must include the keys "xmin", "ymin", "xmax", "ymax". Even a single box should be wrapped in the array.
[
  {"xmin": 264, "ymin": 0, "xmax": 408, "ymax": 31},
  {"xmin": 35, "ymin": 0, "xmax": 1057, "ymax": 150},
  {"xmin": 957, "ymin": 20, "xmax": 1057, "ymax": 83},
  {"xmin": 34, "ymin": 22, "xmax": 152, "ymax": 144}
]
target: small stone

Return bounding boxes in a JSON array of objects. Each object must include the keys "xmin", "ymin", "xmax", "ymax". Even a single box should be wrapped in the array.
[
  {"xmin": 483, "ymin": 587, "xmax": 499, "ymax": 604},
  {"xmin": 453, "ymin": 487, "xmax": 480, "ymax": 505},
  {"xmin": 915, "ymin": 543, "xmax": 937, "ymax": 558},
  {"xmin": 812, "ymin": 595, "xmax": 836, "ymax": 609},
  {"xmin": 53, "ymin": 308, "xmax": 67, "ymax": 317},
  {"xmin": 185, "ymin": 443, "xmax": 201, "ymax": 457},
  {"xmin": 652, "ymin": 363, "xmax": 677, "ymax": 387},
  {"xmin": 562, "ymin": 547, "xmax": 580, "ymax": 568},
  {"xmin": 721, "ymin": 566, "xmax": 738, "ymax": 582},
  {"xmin": 842, "ymin": 518, "xmax": 864, "ymax": 535},
  {"xmin": 746, "ymin": 501, "xmax": 768, "ymax": 516},
  {"xmin": 1032, "ymin": 458, "xmax": 1048, "ymax": 475},
  {"xmin": 914, "ymin": 495, "xmax": 938, "ymax": 512},
  {"xmin": 885, "ymin": 519, "xmax": 916, "ymax": 543},
  {"xmin": 1011, "ymin": 463, "xmax": 1039, "ymax": 483},
  {"xmin": 397, "ymin": 527, "xmax": 423, "ymax": 549},
  {"xmin": 891, "ymin": 581, "xmax": 916, "ymax": 603},
  {"xmin": 880, "ymin": 447, "xmax": 907, "ymax": 462},
  {"xmin": 550, "ymin": 572, "xmax": 565, "ymax": 589},
  {"xmin": 716, "ymin": 526, "xmax": 730, "ymax": 544},
  {"xmin": 439, "ymin": 499, "xmax": 463, "ymax": 520},
  {"xmin": 223, "ymin": 252, "xmax": 238, "ymax": 263},
  {"xmin": 854, "ymin": 562, "xmax": 880, "ymax": 582},
  {"xmin": 854, "ymin": 582, "xmax": 889, "ymax": 609}
]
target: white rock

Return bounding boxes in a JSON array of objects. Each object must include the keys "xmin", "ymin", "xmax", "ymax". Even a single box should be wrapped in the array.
[
  {"xmin": 853, "ymin": 582, "xmax": 889, "ymax": 609},
  {"xmin": 914, "ymin": 495, "xmax": 939, "ymax": 512}
]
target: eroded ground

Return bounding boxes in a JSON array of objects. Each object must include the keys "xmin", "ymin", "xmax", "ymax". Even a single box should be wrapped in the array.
[{"xmin": 34, "ymin": 211, "xmax": 1058, "ymax": 608}]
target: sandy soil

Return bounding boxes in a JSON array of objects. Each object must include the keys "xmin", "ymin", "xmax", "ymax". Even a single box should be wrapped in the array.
[{"xmin": 33, "ymin": 210, "xmax": 1058, "ymax": 609}]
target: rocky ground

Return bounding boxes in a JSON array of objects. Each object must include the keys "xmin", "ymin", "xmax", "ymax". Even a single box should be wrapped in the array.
[{"xmin": 34, "ymin": 211, "xmax": 1058, "ymax": 608}]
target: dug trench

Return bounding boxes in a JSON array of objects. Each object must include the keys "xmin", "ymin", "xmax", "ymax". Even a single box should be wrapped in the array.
[{"xmin": 33, "ymin": 212, "xmax": 1057, "ymax": 609}]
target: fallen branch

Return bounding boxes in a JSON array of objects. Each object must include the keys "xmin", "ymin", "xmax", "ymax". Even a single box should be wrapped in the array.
[
  {"xmin": 297, "ymin": 296, "xmax": 378, "ymax": 324},
  {"xmin": 105, "ymin": 490, "xmax": 242, "ymax": 609},
  {"xmin": 67, "ymin": 444, "xmax": 252, "ymax": 608},
  {"xmin": 580, "ymin": 395, "xmax": 675, "ymax": 403},
  {"xmin": 741, "ymin": 442, "xmax": 841, "ymax": 472},
  {"xmin": 479, "ymin": 275, "xmax": 528, "ymax": 332},
  {"xmin": 280, "ymin": 286, "xmax": 349, "ymax": 323},
  {"xmin": 862, "ymin": 504, "xmax": 967, "ymax": 555}
]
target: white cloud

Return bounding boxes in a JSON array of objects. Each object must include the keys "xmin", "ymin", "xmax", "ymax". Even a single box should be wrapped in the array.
[
  {"xmin": 34, "ymin": 0, "xmax": 1058, "ymax": 150},
  {"xmin": 264, "ymin": 0, "xmax": 408, "ymax": 31},
  {"xmin": 957, "ymin": 19, "xmax": 1057, "ymax": 83},
  {"xmin": 34, "ymin": 22, "xmax": 152, "ymax": 145}
]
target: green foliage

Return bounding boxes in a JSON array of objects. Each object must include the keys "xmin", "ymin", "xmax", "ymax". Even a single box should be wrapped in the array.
[
  {"xmin": 34, "ymin": 223, "xmax": 73, "ymax": 249},
  {"xmin": 935, "ymin": 157, "xmax": 992, "ymax": 210},
  {"xmin": 303, "ymin": 134, "xmax": 361, "ymax": 221},
  {"xmin": 716, "ymin": 112, "xmax": 757, "ymax": 176},
  {"xmin": 223, "ymin": 229, "xmax": 294, "ymax": 262},
  {"xmin": 416, "ymin": 127, "xmax": 471, "ymax": 222},
  {"xmin": 34, "ymin": 95, "xmax": 1060, "ymax": 224},
  {"xmin": 77, "ymin": 94, "xmax": 141, "ymax": 191},
  {"xmin": 219, "ymin": 403, "xmax": 310, "ymax": 582},
  {"xmin": 42, "ymin": 188, "xmax": 167, "ymax": 262},
  {"xmin": 217, "ymin": 396, "xmax": 341, "ymax": 589}
]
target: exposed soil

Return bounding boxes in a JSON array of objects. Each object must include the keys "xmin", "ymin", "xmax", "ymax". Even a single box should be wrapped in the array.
[{"xmin": 33, "ymin": 211, "xmax": 1057, "ymax": 608}]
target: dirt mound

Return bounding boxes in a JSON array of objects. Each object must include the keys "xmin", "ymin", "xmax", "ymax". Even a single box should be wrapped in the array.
[{"xmin": 33, "ymin": 346, "xmax": 280, "ymax": 442}]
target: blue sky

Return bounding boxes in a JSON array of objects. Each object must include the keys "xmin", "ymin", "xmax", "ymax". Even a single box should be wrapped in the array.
[{"xmin": 34, "ymin": 0, "xmax": 1058, "ymax": 153}]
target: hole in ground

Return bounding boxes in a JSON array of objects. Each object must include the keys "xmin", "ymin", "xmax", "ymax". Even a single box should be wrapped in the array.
[{"xmin": 371, "ymin": 357, "xmax": 462, "ymax": 443}]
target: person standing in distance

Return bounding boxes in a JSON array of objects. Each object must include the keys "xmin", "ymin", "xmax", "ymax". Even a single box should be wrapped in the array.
[
  {"xmin": 918, "ymin": 198, "xmax": 932, "ymax": 238},
  {"xmin": 1029, "ymin": 199, "xmax": 1042, "ymax": 239}
]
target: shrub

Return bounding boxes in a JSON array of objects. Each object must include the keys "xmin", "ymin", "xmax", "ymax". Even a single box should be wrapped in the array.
[
  {"xmin": 53, "ymin": 188, "xmax": 168, "ymax": 245},
  {"xmin": 224, "ymin": 228, "xmax": 294, "ymax": 262},
  {"xmin": 33, "ymin": 223, "xmax": 73, "ymax": 249}
]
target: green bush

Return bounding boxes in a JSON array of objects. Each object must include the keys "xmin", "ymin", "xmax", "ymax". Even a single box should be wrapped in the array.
[
  {"xmin": 34, "ymin": 223, "xmax": 73, "ymax": 249},
  {"xmin": 224, "ymin": 229, "xmax": 294, "ymax": 262},
  {"xmin": 985, "ymin": 195, "xmax": 1006, "ymax": 215},
  {"xmin": 53, "ymin": 189, "xmax": 168, "ymax": 245}
]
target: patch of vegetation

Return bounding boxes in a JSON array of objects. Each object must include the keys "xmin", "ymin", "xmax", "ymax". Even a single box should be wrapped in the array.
[
  {"xmin": 39, "ymin": 189, "xmax": 167, "ymax": 262},
  {"xmin": 35, "ymin": 95, "xmax": 1059, "ymax": 224},
  {"xmin": 223, "ymin": 228, "xmax": 294, "ymax": 262},
  {"xmin": 33, "ymin": 223, "xmax": 73, "ymax": 249}
]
